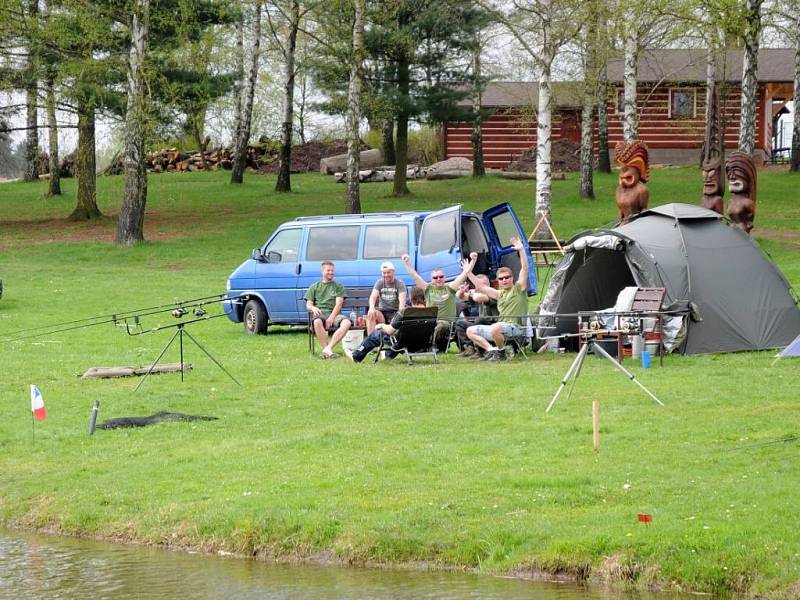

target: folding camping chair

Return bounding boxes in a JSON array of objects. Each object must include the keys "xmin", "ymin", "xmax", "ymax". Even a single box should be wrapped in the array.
[{"xmin": 374, "ymin": 306, "xmax": 440, "ymax": 366}]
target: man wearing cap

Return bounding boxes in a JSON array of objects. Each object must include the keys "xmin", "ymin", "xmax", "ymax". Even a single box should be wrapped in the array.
[{"xmin": 366, "ymin": 261, "xmax": 408, "ymax": 335}]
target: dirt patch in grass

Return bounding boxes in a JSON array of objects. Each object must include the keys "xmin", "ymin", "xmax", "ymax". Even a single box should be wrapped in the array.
[
  {"xmin": 755, "ymin": 229, "xmax": 800, "ymax": 248},
  {"xmin": 0, "ymin": 207, "xmax": 265, "ymax": 250}
]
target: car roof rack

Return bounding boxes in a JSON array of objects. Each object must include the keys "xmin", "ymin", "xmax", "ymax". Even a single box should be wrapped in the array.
[{"xmin": 293, "ymin": 212, "xmax": 421, "ymax": 222}]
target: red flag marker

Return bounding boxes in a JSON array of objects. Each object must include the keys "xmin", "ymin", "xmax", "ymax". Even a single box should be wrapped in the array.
[{"xmin": 637, "ymin": 513, "xmax": 652, "ymax": 524}]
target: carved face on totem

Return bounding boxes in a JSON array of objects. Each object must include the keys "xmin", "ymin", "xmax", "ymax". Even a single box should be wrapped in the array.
[
  {"xmin": 727, "ymin": 167, "xmax": 749, "ymax": 194},
  {"xmin": 725, "ymin": 152, "xmax": 756, "ymax": 199},
  {"xmin": 702, "ymin": 158, "xmax": 723, "ymax": 197},
  {"xmin": 619, "ymin": 166, "xmax": 640, "ymax": 189}
]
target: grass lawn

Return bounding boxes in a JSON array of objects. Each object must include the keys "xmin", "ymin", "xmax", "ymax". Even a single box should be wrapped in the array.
[{"xmin": 0, "ymin": 168, "xmax": 799, "ymax": 597}]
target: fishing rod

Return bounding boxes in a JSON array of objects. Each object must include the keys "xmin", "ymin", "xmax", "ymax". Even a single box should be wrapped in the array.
[
  {"xmin": 123, "ymin": 311, "xmax": 227, "ymax": 336},
  {"xmin": 2, "ymin": 293, "xmax": 228, "ymax": 342}
]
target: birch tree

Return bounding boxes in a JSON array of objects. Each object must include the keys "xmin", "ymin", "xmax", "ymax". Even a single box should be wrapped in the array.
[
  {"xmin": 579, "ymin": 27, "xmax": 595, "ymax": 199},
  {"xmin": 738, "ymin": 0, "xmax": 762, "ymax": 154},
  {"xmin": 611, "ymin": 0, "xmax": 676, "ymax": 143},
  {"xmin": 344, "ymin": 0, "xmax": 365, "ymax": 213},
  {"xmin": 116, "ymin": 0, "xmax": 150, "ymax": 246},
  {"xmin": 479, "ymin": 0, "xmax": 582, "ymax": 236},
  {"xmin": 231, "ymin": 1, "xmax": 262, "ymax": 185}
]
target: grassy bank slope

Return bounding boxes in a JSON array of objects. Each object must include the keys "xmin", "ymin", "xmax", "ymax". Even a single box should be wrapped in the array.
[{"xmin": 1, "ymin": 169, "xmax": 799, "ymax": 597}]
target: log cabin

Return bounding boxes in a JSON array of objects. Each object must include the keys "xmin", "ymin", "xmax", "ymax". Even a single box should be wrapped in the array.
[{"xmin": 443, "ymin": 48, "xmax": 796, "ymax": 168}]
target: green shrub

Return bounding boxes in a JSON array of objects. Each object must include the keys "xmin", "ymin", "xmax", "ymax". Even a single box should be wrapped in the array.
[{"xmin": 408, "ymin": 126, "xmax": 443, "ymax": 166}]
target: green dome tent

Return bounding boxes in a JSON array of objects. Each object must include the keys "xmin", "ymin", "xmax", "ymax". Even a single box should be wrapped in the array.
[{"xmin": 537, "ymin": 203, "xmax": 800, "ymax": 354}]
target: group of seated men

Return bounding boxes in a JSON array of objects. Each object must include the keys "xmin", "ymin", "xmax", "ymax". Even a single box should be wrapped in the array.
[{"xmin": 304, "ymin": 236, "xmax": 530, "ymax": 362}]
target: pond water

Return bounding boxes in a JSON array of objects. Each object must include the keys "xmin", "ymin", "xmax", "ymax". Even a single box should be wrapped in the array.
[{"xmin": 0, "ymin": 529, "xmax": 694, "ymax": 599}]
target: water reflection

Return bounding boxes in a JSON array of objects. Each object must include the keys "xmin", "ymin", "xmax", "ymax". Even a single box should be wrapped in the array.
[{"xmin": 0, "ymin": 530, "xmax": 691, "ymax": 600}]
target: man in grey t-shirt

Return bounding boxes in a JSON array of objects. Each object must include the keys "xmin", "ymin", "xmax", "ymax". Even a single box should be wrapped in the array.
[{"xmin": 366, "ymin": 261, "xmax": 407, "ymax": 334}]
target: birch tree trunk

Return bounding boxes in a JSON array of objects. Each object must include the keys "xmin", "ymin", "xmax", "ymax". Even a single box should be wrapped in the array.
[
  {"xmin": 69, "ymin": 93, "xmax": 101, "ymax": 221},
  {"xmin": 790, "ymin": 24, "xmax": 800, "ymax": 172},
  {"xmin": 738, "ymin": 0, "xmax": 762, "ymax": 155},
  {"xmin": 232, "ymin": 2, "xmax": 262, "ymax": 185},
  {"xmin": 23, "ymin": 0, "xmax": 39, "ymax": 183},
  {"xmin": 116, "ymin": 0, "xmax": 150, "ymax": 246},
  {"xmin": 275, "ymin": 0, "xmax": 299, "ymax": 193},
  {"xmin": 596, "ymin": 77, "xmax": 610, "ymax": 172},
  {"xmin": 345, "ymin": 0, "xmax": 365, "ymax": 214},
  {"xmin": 534, "ymin": 50, "xmax": 554, "ymax": 238},
  {"xmin": 45, "ymin": 75, "xmax": 60, "ymax": 196},
  {"xmin": 579, "ymin": 26, "xmax": 595, "ymax": 198},
  {"xmin": 392, "ymin": 54, "xmax": 411, "ymax": 197},
  {"xmin": 623, "ymin": 28, "xmax": 639, "ymax": 142},
  {"xmin": 471, "ymin": 40, "xmax": 485, "ymax": 178},
  {"xmin": 595, "ymin": 1, "xmax": 611, "ymax": 173},
  {"xmin": 580, "ymin": 90, "xmax": 594, "ymax": 198}
]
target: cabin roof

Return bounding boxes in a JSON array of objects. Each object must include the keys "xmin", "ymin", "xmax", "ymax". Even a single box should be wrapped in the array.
[{"xmin": 466, "ymin": 48, "xmax": 795, "ymax": 108}]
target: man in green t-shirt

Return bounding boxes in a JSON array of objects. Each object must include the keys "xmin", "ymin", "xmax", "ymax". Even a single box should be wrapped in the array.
[
  {"xmin": 466, "ymin": 237, "xmax": 529, "ymax": 361},
  {"xmin": 401, "ymin": 253, "xmax": 473, "ymax": 352},
  {"xmin": 304, "ymin": 261, "xmax": 351, "ymax": 358}
]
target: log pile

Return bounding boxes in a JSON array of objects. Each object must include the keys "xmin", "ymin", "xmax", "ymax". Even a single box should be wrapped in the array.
[{"xmin": 102, "ymin": 146, "xmax": 267, "ymax": 175}]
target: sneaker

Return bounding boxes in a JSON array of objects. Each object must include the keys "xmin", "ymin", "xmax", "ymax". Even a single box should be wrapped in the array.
[
  {"xmin": 480, "ymin": 349, "xmax": 497, "ymax": 361},
  {"xmin": 485, "ymin": 349, "xmax": 507, "ymax": 361},
  {"xmin": 458, "ymin": 346, "xmax": 477, "ymax": 358}
]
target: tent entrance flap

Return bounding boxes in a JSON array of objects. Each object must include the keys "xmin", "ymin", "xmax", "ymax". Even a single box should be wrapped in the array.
[{"xmin": 554, "ymin": 248, "xmax": 636, "ymax": 342}]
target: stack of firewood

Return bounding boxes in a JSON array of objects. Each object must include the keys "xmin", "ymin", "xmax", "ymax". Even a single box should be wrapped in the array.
[{"xmin": 101, "ymin": 144, "xmax": 274, "ymax": 176}]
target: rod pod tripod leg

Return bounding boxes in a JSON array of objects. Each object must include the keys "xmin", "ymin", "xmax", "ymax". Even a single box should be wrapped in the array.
[
  {"xmin": 546, "ymin": 342, "xmax": 663, "ymax": 413},
  {"xmin": 134, "ymin": 323, "xmax": 242, "ymax": 391}
]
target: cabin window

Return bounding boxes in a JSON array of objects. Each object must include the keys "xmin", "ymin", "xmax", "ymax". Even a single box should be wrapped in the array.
[
  {"xmin": 306, "ymin": 226, "xmax": 360, "ymax": 261},
  {"xmin": 364, "ymin": 225, "xmax": 408, "ymax": 259},
  {"xmin": 670, "ymin": 89, "xmax": 695, "ymax": 118},
  {"xmin": 615, "ymin": 89, "xmax": 625, "ymax": 114}
]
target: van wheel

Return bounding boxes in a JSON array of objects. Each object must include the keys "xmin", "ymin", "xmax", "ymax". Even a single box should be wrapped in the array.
[{"xmin": 243, "ymin": 300, "xmax": 268, "ymax": 335}]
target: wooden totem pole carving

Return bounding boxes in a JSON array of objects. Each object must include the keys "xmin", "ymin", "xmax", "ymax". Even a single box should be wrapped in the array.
[
  {"xmin": 725, "ymin": 151, "xmax": 757, "ymax": 233},
  {"xmin": 701, "ymin": 157, "xmax": 724, "ymax": 214},
  {"xmin": 614, "ymin": 140, "xmax": 650, "ymax": 223}
]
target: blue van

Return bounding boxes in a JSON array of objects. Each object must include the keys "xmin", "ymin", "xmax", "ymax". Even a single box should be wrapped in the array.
[{"xmin": 224, "ymin": 203, "xmax": 536, "ymax": 333}]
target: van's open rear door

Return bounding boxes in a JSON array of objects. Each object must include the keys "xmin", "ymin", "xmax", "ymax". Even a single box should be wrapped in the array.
[
  {"xmin": 416, "ymin": 205, "xmax": 462, "ymax": 281},
  {"xmin": 482, "ymin": 203, "xmax": 537, "ymax": 294}
]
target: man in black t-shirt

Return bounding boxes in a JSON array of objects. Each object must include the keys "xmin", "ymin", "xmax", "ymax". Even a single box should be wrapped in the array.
[{"xmin": 352, "ymin": 286, "xmax": 428, "ymax": 362}]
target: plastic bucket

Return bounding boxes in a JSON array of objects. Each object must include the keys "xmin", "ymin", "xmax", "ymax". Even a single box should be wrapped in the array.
[
  {"xmin": 342, "ymin": 330, "xmax": 364, "ymax": 358},
  {"xmin": 631, "ymin": 335, "xmax": 644, "ymax": 359}
]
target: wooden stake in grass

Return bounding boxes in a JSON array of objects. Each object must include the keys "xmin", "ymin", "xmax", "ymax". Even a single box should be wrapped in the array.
[{"xmin": 592, "ymin": 400, "xmax": 600, "ymax": 451}]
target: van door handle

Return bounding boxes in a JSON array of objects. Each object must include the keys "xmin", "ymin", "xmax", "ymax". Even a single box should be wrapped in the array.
[{"xmin": 296, "ymin": 264, "xmax": 302, "ymax": 274}]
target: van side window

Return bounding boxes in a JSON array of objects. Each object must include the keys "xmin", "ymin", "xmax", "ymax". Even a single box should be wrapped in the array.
[
  {"xmin": 307, "ymin": 226, "xmax": 360, "ymax": 261},
  {"xmin": 420, "ymin": 212, "xmax": 457, "ymax": 255},
  {"xmin": 490, "ymin": 212, "xmax": 519, "ymax": 247},
  {"xmin": 265, "ymin": 228, "xmax": 301, "ymax": 262},
  {"xmin": 364, "ymin": 225, "xmax": 408, "ymax": 259}
]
